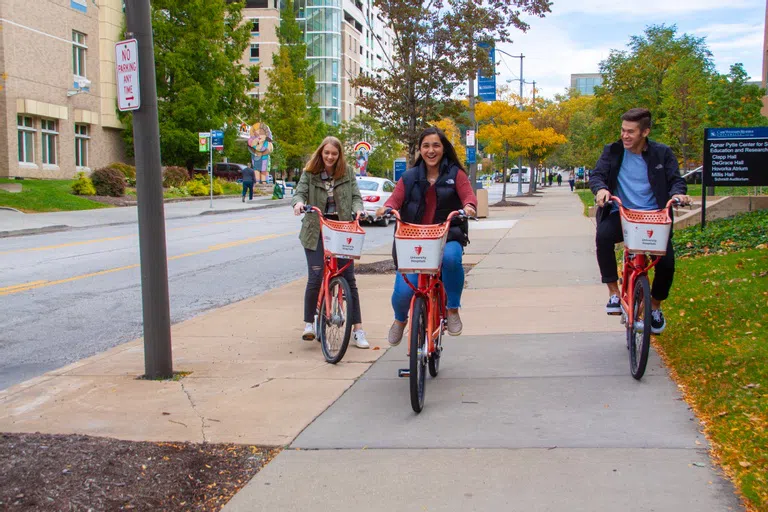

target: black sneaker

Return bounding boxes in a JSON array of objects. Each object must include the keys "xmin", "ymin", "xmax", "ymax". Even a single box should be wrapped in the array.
[
  {"xmin": 606, "ymin": 294, "xmax": 621, "ymax": 315},
  {"xmin": 651, "ymin": 309, "xmax": 666, "ymax": 334}
]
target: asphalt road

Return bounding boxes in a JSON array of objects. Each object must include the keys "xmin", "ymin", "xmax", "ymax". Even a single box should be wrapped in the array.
[{"xmin": 0, "ymin": 208, "xmax": 394, "ymax": 390}]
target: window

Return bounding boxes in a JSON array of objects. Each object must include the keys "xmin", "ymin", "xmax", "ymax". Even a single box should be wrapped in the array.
[
  {"xmin": 17, "ymin": 115, "xmax": 35, "ymax": 163},
  {"xmin": 383, "ymin": 181, "xmax": 395, "ymax": 193},
  {"xmin": 72, "ymin": 31, "xmax": 87, "ymax": 78},
  {"xmin": 75, "ymin": 124, "xmax": 89, "ymax": 167},
  {"xmin": 250, "ymin": 43, "xmax": 259, "ymax": 62},
  {"xmin": 250, "ymin": 18, "xmax": 259, "ymax": 34},
  {"xmin": 41, "ymin": 119, "xmax": 58, "ymax": 165}
]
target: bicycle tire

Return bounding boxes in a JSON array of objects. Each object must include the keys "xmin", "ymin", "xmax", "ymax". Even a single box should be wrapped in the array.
[
  {"xmin": 628, "ymin": 275, "xmax": 652, "ymax": 379},
  {"xmin": 319, "ymin": 276, "xmax": 353, "ymax": 364},
  {"xmin": 409, "ymin": 296, "xmax": 427, "ymax": 413}
]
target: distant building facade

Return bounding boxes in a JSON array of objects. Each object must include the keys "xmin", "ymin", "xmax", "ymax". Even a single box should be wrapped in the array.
[
  {"xmin": 570, "ymin": 73, "xmax": 603, "ymax": 96},
  {"xmin": 0, "ymin": 0, "xmax": 126, "ymax": 179}
]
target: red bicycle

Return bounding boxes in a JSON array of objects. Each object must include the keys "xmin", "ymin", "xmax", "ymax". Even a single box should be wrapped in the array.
[
  {"xmin": 302, "ymin": 206, "xmax": 366, "ymax": 364},
  {"xmin": 610, "ymin": 196, "xmax": 679, "ymax": 379},
  {"xmin": 387, "ymin": 208, "xmax": 469, "ymax": 412}
]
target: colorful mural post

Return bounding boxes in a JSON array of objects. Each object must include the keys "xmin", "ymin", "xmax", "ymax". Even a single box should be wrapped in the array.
[
  {"xmin": 242, "ymin": 122, "xmax": 273, "ymax": 183},
  {"xmin": 354, "ymin": 141, "xmax": 372, "ymax": 176}
]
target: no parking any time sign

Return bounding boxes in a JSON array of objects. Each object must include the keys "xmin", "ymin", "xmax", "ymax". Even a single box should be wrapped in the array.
[{"xmin": 115, "ymin": 39, "xmax": 140, "ymax": 111}]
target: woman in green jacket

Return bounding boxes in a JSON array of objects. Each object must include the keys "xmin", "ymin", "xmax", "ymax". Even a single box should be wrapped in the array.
[{"xmin": 292, "ymin": 136, "xmax": 369, "ymax": 348}]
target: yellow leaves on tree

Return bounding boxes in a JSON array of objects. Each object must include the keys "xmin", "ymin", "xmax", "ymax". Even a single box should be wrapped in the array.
[{"xmin": 432, "ymin": 118, "xmax": 466, "ymax": 165}]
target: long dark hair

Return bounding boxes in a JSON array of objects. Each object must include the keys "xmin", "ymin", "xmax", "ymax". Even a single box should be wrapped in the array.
[{"xmin": 414, "ymin": 127, "xmax": 464, "ymax": 172}]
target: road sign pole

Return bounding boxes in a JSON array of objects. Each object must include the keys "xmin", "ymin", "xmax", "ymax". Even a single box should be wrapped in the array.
[
  {"xmin": 209, "ymin": 129, "xmax": 214, "ymax": 209},
  {"xmin": 125, "ymin": 0, "xmax": 173, "ymax": 379}
]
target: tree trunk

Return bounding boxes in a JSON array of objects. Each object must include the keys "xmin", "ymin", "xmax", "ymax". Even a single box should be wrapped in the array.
[{"xmin": 501, "ymin": 153, "xmax": 509, "ymax": 202}]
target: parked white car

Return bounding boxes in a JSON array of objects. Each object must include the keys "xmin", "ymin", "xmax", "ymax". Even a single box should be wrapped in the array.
[{"xmin": 356, "ymin": 176, "xmax": 396, "ymax": 226}]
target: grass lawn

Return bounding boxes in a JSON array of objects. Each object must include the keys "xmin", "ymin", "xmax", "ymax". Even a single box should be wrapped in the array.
[
  {"xmin": 687, "ymin": 185, "xmax": 767, "ymax": 197},
  {"xmin": 0, "ymin": 178, "xmax": 108, "ymax": 213},
  {"xmin": 575, "ymin": 189, "xmax": 593, "ymax": 216},
  {"xmin": 657, "ymin": 248, "xmax": 768, "ymax": 510}
]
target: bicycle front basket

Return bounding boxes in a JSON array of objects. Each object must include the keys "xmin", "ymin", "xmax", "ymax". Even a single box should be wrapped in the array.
[
  {"xmin": 321, "ymin": 219, "xmax": 366, "ymax": 259},
  {"xmin": 619, "ymin": 207, "xmax": 672, "ymax": 256},
  {"xmin": 394, "ymin": 221, "xmax": 449, "ymax": 273}
]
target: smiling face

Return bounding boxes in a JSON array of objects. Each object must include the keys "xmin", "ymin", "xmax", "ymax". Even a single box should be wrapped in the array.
[
  {"xmin": 419, "ymin": 134, "xmax": 444, "ymax": 170},
  {"xmin": 621, "ymin": 120, "xmax": 650, "ymax": 153},
  {"xmin": 322, "ymin": 143, "xmax": 340, "ymax": 171}
]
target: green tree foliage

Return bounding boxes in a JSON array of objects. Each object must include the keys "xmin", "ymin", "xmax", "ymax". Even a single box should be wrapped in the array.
[
  {"xmin": 120, "ymin": 0, "xmax": 258, "ymax": 169},
  {"xmin": 706, "ymin": 63, "xmax": 767, "ymax": 129},
  {"xmin": 352, "ymin": 0, "xmax": 550, "ymax": 164},
  {"xmin": 659, "ymin": 56, "xmax": 709, "ymax": 171},
  {"xmin": 595, "ymin": 25, "xmax": 713, "ymax": 143}
]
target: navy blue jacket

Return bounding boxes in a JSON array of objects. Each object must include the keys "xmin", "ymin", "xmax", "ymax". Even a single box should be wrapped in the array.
[{"xmin": 589, "ymin": 139, "xmax": 686, "ymax": 220}]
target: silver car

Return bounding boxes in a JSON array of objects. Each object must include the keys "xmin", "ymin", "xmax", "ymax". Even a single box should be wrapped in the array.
[{"xmin": 356, "ymin": 176, "xmax": 396, "ymax": 226}]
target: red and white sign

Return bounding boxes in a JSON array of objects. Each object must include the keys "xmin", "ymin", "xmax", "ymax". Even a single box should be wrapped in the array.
[{"xmin": 115, "ymin": 39, "xmax": 140, "ymax": 111}]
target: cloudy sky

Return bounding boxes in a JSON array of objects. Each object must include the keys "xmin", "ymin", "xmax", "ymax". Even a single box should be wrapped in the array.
[{"xmin": 493, "ymin": 0, "xmax": 766, "ymax": 99}]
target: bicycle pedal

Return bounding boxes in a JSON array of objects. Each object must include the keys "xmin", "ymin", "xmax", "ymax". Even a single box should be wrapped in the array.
[{"xmin": 398, "ymin": 369, "xmax": 410, "ymax": 378}]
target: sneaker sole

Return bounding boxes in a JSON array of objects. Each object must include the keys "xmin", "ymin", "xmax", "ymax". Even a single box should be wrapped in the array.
[
  {"xmin": 302, "ymin": 333, "xmax": 316, "ymax": 341},
  {"xmin": 606, "ymin": 307, "xmax": 622, "ymax": 315},
  {"xmin": 651, "ymin": 325, "xmax": 666, "ymax": 335},
  {"xmin": 447, "ymin": 328, "xmax": 463, "ymax": 336}
]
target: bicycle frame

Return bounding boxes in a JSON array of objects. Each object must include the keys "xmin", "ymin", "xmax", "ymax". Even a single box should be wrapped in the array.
[
  {"xmin": 612, "ymin": 196, "xmax": 677, "ymax": 327},
  {"xmin": 305, "ymin": 206, "xmax": 356, "ymax": 323}
]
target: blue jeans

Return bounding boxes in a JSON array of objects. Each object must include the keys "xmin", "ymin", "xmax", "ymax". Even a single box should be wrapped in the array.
[
  {"xmin": 242, "ymin": 180, "xmax": 254, "ymax": 200},
  {"xmin": 391, "ymin": 241, "xmax": 464, "ymax": 322}
]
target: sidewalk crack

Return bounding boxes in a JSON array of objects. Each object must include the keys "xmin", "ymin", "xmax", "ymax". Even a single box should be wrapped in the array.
[{"xmin": 180, "ymin": 380, "xmax": 207, "ymax": 444}]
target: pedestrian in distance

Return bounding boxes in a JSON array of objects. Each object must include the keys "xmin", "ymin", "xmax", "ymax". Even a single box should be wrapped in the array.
[
  {"xmin": 241, "ymin": 166, "xmax": 256, "ymax": 202},
  {"xmin": 568, "ymin": 171, "xmax": 576, "ymax": 192},
  {"xmin": 590, "ymin": 108, "xmax": 691, "ymax": 334},
  {"xmin": 557, "ymin": 173, "xmax": 563, "ymax": 186},
  {"xmin": 376, "ymin": 127, "xmax": 477, "ymax": 346},
  {"xmin": 292, "ymin": 136, "xmax": 370, "ymax": 349},
  {"xmin": 548, "ymin": 173, "xmax": 554, "ymax": 186}
]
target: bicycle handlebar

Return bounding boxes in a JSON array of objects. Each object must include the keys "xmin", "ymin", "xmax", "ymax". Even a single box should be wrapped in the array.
[
  {"xmin": 302, "ymin": 205, "xmax": 366, "ymax": 220},
  {"xmin": 383, "ymin": 208, "xmax": 476, "ymax": 222},
  {"xmin": 607, "ymin": 195, "xmax": 688, "ymax": 209}
]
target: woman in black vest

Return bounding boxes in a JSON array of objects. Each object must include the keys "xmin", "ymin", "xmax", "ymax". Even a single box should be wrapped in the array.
[{"xmin": 376, "ymin": 127, "xmax": 477, "ymax": 346}]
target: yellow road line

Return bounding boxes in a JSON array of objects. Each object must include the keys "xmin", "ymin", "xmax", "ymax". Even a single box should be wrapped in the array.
[
  {"xmin": 0, "ymin": 230, "xmax": 296, "ymax": 296},
  {"xmin": 0, "ymin": 216, "xmax": 265, "ymax": 255}
]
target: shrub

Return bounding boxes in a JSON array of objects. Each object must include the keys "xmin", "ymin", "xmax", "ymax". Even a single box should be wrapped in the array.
[
  {"xmin": 163, "ymin": 166, "xmax": 189, "ymax": 188},
  {"xmin": 212, "ymin": 178, "xmax": 224, "ymax": 196},
  {"xmin": 575, "ymin": 180, "xmax": 590, "ymax": 190},
  {"xmin": 187, "ymin": 179, "xmax": 208, "ymax": 196},
  {"xmin": 71, "ymin": 171, "xmax": 97, "ymax": 196},
  {"xmin": 109, "ymin": 162, "xmax": 136, "ymax": 180},
  {"xmin": 91, "ymin": 166, "xmax": 126, "ymax": 197}
]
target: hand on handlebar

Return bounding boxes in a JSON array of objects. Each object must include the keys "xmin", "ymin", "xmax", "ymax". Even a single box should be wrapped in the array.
[
  {"xmin": 375, "ymin": 206, "xmax": 390, "ymax": 218},
  {"xmin": 595, "ymin": 189, "xmax": 611, "ymax": 207},
  {"xmin": 463, "ymin": 205, "xmax": 477, "ymax": 218},
  {"xmin": 670, "ymin": 194, "xmax": 692, "ymax": 207},
  {"xmin": 293, "ymin": 202, "xmax": 305, "ymax": 216}
]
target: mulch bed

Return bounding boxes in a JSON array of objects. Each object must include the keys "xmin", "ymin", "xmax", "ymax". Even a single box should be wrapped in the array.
[
  {"xmin": 491, "ymin": 200, "xmax": 534, "ymax": 207},
  {"xmin": 0, "ymin": 433, "xmax": 278, "ymax": 511}
]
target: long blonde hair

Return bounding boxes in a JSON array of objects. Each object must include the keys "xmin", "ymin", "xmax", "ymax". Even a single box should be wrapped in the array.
[{"xmin": 304, "ymin": 136, "xmax": 346, "ymax": 180}]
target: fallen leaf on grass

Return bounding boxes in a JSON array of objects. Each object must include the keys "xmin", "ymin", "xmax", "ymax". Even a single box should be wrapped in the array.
[{"xmin": 739, "ymin": 461, "xmax": 752, "ymax": 468}]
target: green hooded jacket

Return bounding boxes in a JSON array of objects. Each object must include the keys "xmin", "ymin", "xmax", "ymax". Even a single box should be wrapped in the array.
[{"xmin": 291, "ymin": 168, "xmax": 364, "ymax": 250}]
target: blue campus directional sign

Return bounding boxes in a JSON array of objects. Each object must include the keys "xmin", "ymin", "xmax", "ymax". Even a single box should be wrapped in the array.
[
  {"xmin": 704, "ymin": 127, "xmax": 768, "ymax": 186},
  {"xmin": 211, "ymin": 130, "xmax": 224, "ymax": 150},
  {"xmin": 393, "ymin": 158, "xmax": 408, "ymax": 181},
  {"xmin": 477, "ymin": 42, "xmax": 497, "ymax": 102},
  {"xmin": 466, "ymin": 147, "xmax": 477, "ymax": 164}
]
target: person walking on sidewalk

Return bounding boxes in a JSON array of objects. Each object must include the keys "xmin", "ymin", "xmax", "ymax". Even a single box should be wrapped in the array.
[
  {"xmin": 292, "ymin": 136, "xmax": 370, "ymax": 349},
  {"xmin": 568, "ymin": 170, "xmax": 576, "ymax": 191},
  {"xmin": 241, "ymin": 166, "xmax": 256, "ymax": 202},
  {"xmin": 590, "ymin": 108, "xmax": 691, "ymax": 334},
  {"xmin": 376, "ymin": 127, "xmax": 477, "ymax": 346},
  {"xmin": 557, "ymin": 173, "xmax": 563, "ymax": 186}
]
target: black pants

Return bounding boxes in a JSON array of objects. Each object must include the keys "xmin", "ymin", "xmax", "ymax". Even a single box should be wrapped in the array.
[
  {"xmin": 242, "ymin": 180, "xmax": 254, "ymax": 200},
  {"xmin": 596, "ymin": 211, "xmax": 675, "ymax": 301},
  {"xmin": 304, "ymin": 237, "xmax": 362, "ymax": 324}
]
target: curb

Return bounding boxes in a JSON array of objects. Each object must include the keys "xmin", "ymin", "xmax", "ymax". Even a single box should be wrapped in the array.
[{"xmin": 0, "ymin": 200, "xmax": 291, "ymax": 239}]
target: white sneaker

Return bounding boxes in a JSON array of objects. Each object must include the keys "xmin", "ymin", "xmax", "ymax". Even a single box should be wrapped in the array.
[
  {"xmin": 353, "ymin": 329, "xmax": 370, "ymax": 349},
  {"xmin": 302, "ymin": 323, "xmax": 316, "ymax": 341}
]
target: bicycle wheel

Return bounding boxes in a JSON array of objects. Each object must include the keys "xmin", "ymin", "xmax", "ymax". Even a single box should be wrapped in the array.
[
  {"xmin": 319, "ymin": 276, "xmax": 353, "ymax": 364},
  {"xmin": 628, "ymin": 275, "xmax": 652, "ymax": 379},
  {"xmin": 409, "ymin": 296, "xmax": 428, "ymax": 413}
]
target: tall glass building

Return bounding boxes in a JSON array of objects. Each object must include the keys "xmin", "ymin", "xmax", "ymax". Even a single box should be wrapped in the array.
[
  {"xmin": 570, "ymin": 73, "xmax": 603, "ymax": 96},
  {"xmin": 298, "ymin": 0, "xmax": 342, "ymax": 125}
]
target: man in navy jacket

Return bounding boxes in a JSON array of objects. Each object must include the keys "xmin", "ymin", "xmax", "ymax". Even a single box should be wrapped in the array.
[{"xmin": 589, "ymin": 108, "xmax": 691, "ymax": 334}]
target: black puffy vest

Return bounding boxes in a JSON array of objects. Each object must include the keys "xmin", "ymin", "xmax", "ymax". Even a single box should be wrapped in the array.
[{"xmin": 399, "ymin": 158, "xmax": 469, "ymax": 245}]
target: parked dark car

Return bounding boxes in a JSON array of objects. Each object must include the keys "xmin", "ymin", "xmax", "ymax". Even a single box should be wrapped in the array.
[{"xmin": 191, "ymin": 163, "xmax": 252, "ymax": 182}]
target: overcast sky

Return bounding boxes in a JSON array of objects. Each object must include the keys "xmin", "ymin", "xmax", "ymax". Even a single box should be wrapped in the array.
[{"xmin": 493, "ymin": 0, "xmax": 766, "ymax": 100}]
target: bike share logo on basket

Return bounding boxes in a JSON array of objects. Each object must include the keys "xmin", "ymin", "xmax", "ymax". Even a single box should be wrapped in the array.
[
  {"xmin": 322, "ymin": 227, "xmax": 365, "ymax": 259},
  {"xmin": 622, "ymin": 221, "xmax": 670, "ymax": 255},
  {"xmin": 414, "ymin": 245, "xmax": 423, "ymax": 256}
]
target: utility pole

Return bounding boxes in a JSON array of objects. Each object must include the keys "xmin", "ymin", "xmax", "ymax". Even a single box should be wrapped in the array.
[
  {"xmin": 468, "ymin": 75, "xmax": 477, "ymax": 190},
  {"xmin": 125, "ymin": 0, "xmax": 173, "ymax": 379}
]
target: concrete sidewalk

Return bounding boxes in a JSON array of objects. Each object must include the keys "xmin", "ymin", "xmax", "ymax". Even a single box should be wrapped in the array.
[
  {"xmin": 0, "ymin": 194, "xmax": 292, "ymax": 237},
  {"xmin": 0, "ymin": 187, "xmax": 742, "ymax": 511}
]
